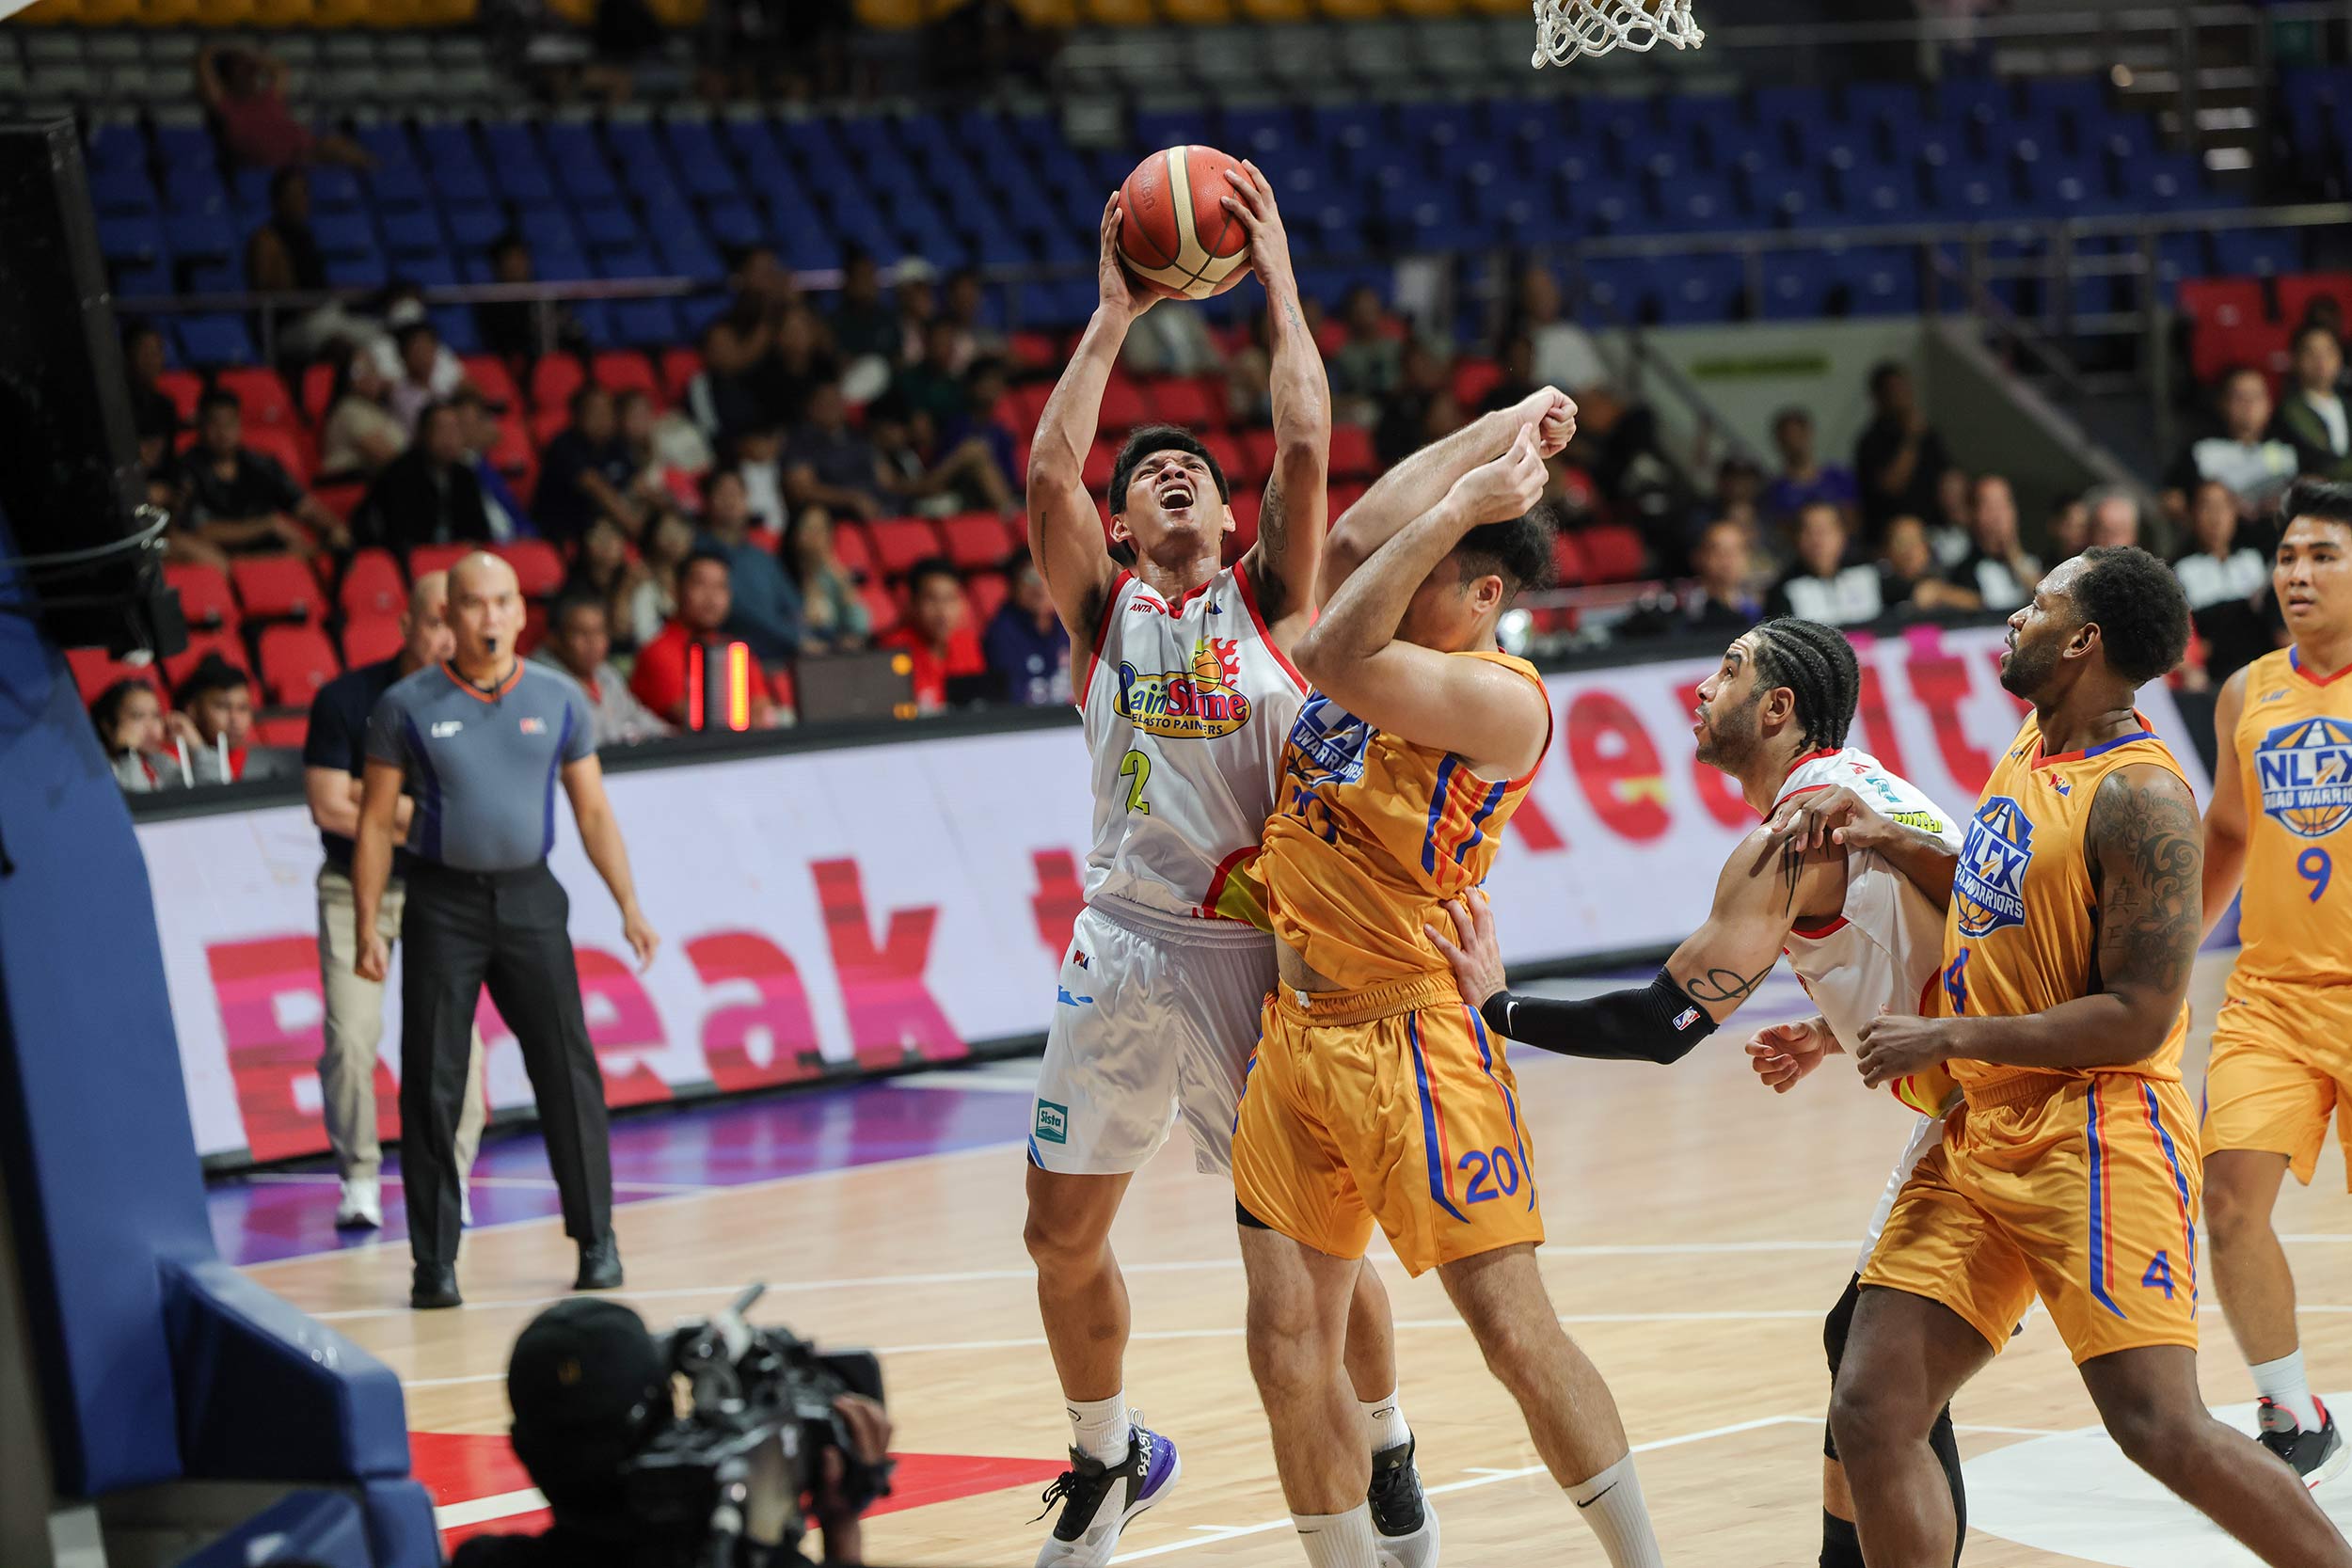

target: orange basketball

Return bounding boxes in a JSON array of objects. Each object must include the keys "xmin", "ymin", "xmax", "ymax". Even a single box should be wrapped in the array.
[{"xmin": 1117, "ymin": 145, "xmax": 1251, "ymax": 302}]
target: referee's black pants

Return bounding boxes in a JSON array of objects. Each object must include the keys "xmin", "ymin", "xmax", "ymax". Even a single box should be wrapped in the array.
[{"xmin": 399, "ymin": 860, "xmax": 612, "ymax": 1269}]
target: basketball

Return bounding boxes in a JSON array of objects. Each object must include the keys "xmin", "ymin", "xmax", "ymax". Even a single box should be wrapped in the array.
[{"xmin": 1117, "ymin": 144, "xmax": 1251, "ymax": 301}]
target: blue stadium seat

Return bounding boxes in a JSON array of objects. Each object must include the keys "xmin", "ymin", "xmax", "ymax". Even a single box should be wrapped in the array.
[
  {"xmin": 1923, "ymin": 160, "xmax": 2009, "ymax": 217},
  {"xmin": 162, "ymin": 164, "xmax": 229, "ymax": 210},
  {"xmin": 187, "ymin": 260, "xmax": 244, "ymax": 293},
  {"xmin": 428, "ymin": 306, "xmax": 479, "ymax": 354},
  {"xmin": 596, "ymin": 247, "xmax": 660, "ymax": 279},
  {"xmin": 356, "ymin": 123, "xmax": 418, "ymax": 167},
  {"xmin": 1656, "ymin": 253, "xmax": 1748, "ymax": 324},
  {"xmin": 2212, "ymin": 229, "xmax": 2306, "ymax": 278},
  {"xmin": 572, "ymin": 300, "xmax": 615, "ymax": 347},
  {"xmin": 578, "ymin": 204, "xmax": 643, "ymax": 251},
  {"xmin": 368, "ymin": 163, "xmax": 431, "ymax": 208},
  {"xmin": 87, "ymin": 121, "xmax": 147, "ymax": 171},
  {"xmin": 172, "ymin": 210, "xmax": 239, "ymax": 261},
  {"xmin": 114, "ymin": 261, "xmax": 171, "ymax": 297},
  {"xmin": 705, "ymin": 199, "xmax": 766, "ymax": 249},
  {"xmin": 399, "ymin": 255, "xmax": 458, "ymax": 289},
  {"xmin": 1656, "ymin": 173, "xmax": 1738, "ymax": 231},
  {"xmin": 1938, "ymin": 76, "xmax": 2014, "ymax": 128},
  {"xmin": 1790, "ymin": 119, "xmax": 1874, "ymax": 172},
  {"xmin": 1756, "ymin": 249, "xmax": 1839, "ymax": 320},
  {"xmin": 326, "ymin": 253, "xmax": 388, "ymax": 289},
  {"xmin": 381, "ymin": 207, "xmax": 444, "ymax": 257},
  {"xmin": 1745, "ymin": 166, "xmax": 1832, "ymax": 228},
  {"xmin": 1838, "ymin": 245, "xmax": 1922, "ymax": 315},
  {"xmin": 310, "ymin": 211, "xmax": 376, "ymax": 258},
  {"xmin": 1845, "ymin": 81, "xmax": 1920, "ymax": 131},
  {"xmin": 156, "ymin": 122, "xmax": 216, "ymax": 171},
  {"xmin": 1752, "ymin": 84, "xmax": 1832, "ymax": 135},
  {"xmin": 89, "ymin": 165, "xmax": 157, "ymax": 215},
  {"xmin": 308, "ymin": 165, "xmax": 363, "ymax": 212},
  {"xmin": 614, "ymin": 298, "xmax": 681, "ymax": 347},
  {"xmin": 178, "ymin": 313, "xmax": 256, "ymax": 364},
  {"xmin": 445, "ymin": 203, "xmax": 508, "ymax": 250},
  {"xmin": 98, "ymin": 214, "xmax": 164, "ymax": 263},
  {"xmin": 1839, "ymin": 164, "xmax": 1921, "ymax": 223}
]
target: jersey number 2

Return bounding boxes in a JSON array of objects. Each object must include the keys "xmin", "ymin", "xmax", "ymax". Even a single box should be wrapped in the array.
[{"xmin": 1119, "ymin": 749, "xmax": 1152, "ymax": 816}]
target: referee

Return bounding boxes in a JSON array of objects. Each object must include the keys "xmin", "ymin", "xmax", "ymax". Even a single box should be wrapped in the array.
[{"xmin": 354, "ymin": 552, "xmax": 660, "ymax": 1310}]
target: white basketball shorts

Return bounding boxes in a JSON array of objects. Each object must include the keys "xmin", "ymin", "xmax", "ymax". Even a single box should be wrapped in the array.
[
  {"xmin": 1028, "ymin": 898, "xmax": 1278, "ymax": 1178},
  {"xmin": 1857, "ymin": 1111, "xmax": 1948, "ymax": 1275}
]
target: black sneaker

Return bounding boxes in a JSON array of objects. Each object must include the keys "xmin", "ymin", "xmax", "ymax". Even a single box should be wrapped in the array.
[
  {"xmin": 1030, "ymin": 1422, "xmax": 1179, "ymax": 1568},
  {"xmin": 2258, "ymin": 1398, "xmax": 2348, "ymax": 1489},
  {"xmin": 1368, "ymin": 1436, "xmax": 1439, "ymax": 1568},
  {"xmin": 409, "ymin": 1264, "xmax": 462, "ymax": 1310}
]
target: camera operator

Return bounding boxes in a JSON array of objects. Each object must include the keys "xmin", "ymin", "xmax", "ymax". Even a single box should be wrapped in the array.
[{"xmin": 455, "ymin": 1297, "xmax": 892, "ymax": 1568}]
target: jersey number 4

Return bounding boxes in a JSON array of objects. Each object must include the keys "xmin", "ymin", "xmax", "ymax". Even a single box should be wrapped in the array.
[
  {"xmin": 1942, "ymin": 949, "xmax": 1971, "ymax": 1016},
  {"xmin": 1119, "ymin": 750, "xmax": 1152, "ymax": 815},
  {"xmin": 2142, "ymin": 1250, "xmax": 2176, "ymax": 1300}
]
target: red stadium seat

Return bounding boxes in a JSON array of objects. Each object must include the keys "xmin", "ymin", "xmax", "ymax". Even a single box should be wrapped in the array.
[
  {"xmin": 461, "ymin": 355, "xmax": 520, "ymax": 411},
  {"xmin": 163, "ymin": 629, "xmax": 252, "ymax": 689},
  {"xmin": 1008, "ymin": 381, "xmax": 1054, "ymax": 434},
  {"xmin": 155, "ymin": 370, "xmax": 203, "ymax": 425},
  {"xmin": 409, "ymin": 543, "xmax": 471, "ymax": 578},
  {"xmin": 342, "ymin": 613, "xmax": 405, "ymax": 668},
  {"xmin": 497, "ymin": 538, "xmax": 565, "ymax": 597},
  {"xmin": 217, "ymin": 366, "xmax": 294, "ymax": 428},
  {"xmin": 519, "ymin": 598, "xmax": 548, "ymax": 656},
  {"xmin": 1098, "ymin": 374, "xmax": 1151, "ymax": 434},
  {"xmin": 252, "ymin": 712, "xmax": 310, "ymax": 750},
  {"xmin": 2277, "ymin": 273, "xmax": 2352, "ymax": 332},
  {"xmin": 659, "ymin": 347, "xmax": 704, "ymax": 405},
  {"xmin": 1452, "ymin": 356, "xmax": 1502, "ymax": 410},
  {"xmin": 832, "ymin": 521, "xmax": 876, "ymax": 580},
  {"xmin": 231, "ymin": 554, "xmax": 323, "ymax": 621},
  {"xmin": 1328, "ymin": 423, "xmax": 1377, "ymax": 482},
  {"xmin": 1226, "ymin": 489, "xmax": 1261, "ymax": 558},
  {"xmin": 243, "ymin": 422, "xmax": 313, "ymax": 488},
  {"xmin": 1008, "ymin": 331, "xmax": 1057, "ymax": 369},
  {"xmin": 860, "ymin": 578, "xmax": 901, "ymax": 638},
  {"xmin": 312, "ymin": 479, "xmax": 364, "ymax": 528},
  {"xmin": 165, "ymin": 562, "xmax": 237, "ymax": 629},
  {"xmin": 1549, "ymin": 530, "xmax": 1590, "ymax": 588},
  {"xmin": 299, "ymin": 361, "xmax": 337, "ymax": 425},
  {"xmin": 1144, "ymin": 376, "xmax": 1219, "ymax": 431},
  {"xmin": 532, "ymin": 355, "xmax": 587, "ymax": 412},
  {"xmin": 867, "ymin": 517, "xmax": 945, "ymax": 577},
  {"xmin": 939, "ymin": 512, "xmax": 1013, "ymax": 571},
  {"xmin": 2192, "ymin": 318, "xmax": 2292, "ymax": 388},
  {"xmin": 594, "ymin": 351, "xmax": 661, "ymax": 407},
  {"xmin": 2176, "ymin": 277, "xmax": 2266, "ymax": 330},
  {"xmin": 1577, "ymin": 524, "xmax": 1648, "ymax": 583},
  {"xmin": 66, "ymin": 648, "xmax": 165, "ymax": 705},
  {"xmin": 964, "ymin": 568, "xmax": 1009, "ymax": 625},
  {"xmin": 1328, "ymin": 481, "xmax": 1369, "ymax": 517},
  {"xmin": 259, "ymin": 624, "xmax": 341, "ymax": 707},
  {"xmin": 340, "ymin": 548, "xmax": 407, "ymax": 619},
  {"xmin": 530, "ymin": 405, "xmax": 572, "ymax": 447}
]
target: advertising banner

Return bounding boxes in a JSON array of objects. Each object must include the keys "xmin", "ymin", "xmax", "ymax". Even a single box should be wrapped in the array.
[{"xmin": 141, "ymin": 624, "xmax": 2209, "ymax": 1164}]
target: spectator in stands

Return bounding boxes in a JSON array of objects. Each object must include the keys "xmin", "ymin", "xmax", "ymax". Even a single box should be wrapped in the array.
[
  {"xmin": 942, "ymin": 267, "xmax": 1006, "ymax": 371},
  {"xmin": 1684, "ymin": 518, "xmax": 1763, "ymax": 634},
  {"xmin": 829, "ymin": 249, "xmax": 898, "ymax": 365},
  {"xmin": 534, "ymin": 593, "xmax": 673, "ymax": 747},
  {"xmin": 244, "ymin": 167, "xmax": 368, "ymax": 361},
  {"xmin": 785, "ymin": 507, "xmax": 870, "ymax": 654},
  {"xmin": 1514, "ymin": 264, "xmax": 1608, "ymax": 397},
  {"xmin": 1947, "ymin": 474, "xmax": 2041, "ymax": 611},
  {"xmin": 1329, "ymin": 285, "xmax": 1404, "ymax": 424},
  {"xmin": 984, "ymin": 558, "xmax": 1071, "ymax": 706},
  {"xmin": 1854, "ymin": 361, "xmax": 1951, "ymax": 539},
  {"xmin": 457, "ymin": 392, "xmax": 534, "ymax": 541},
  {"xmin": 1760, "ymin": 407, "xmax": 1858, "ymax": 525},
  {"xmin": 1879, "ymin": 515, "xmax": 1981, "ymax": 616},
  {"xmin": 386, "ymin": 322, "xmax": 461, "ymax": 435},
  {"xmin": 1710, "ymin": 455, "xmax": 1766, "ymax": 534},
  {"xmin": 562, "ymin": 516, "xmax": 647, "ymax": 655},
  {"xmin": 628, "ymin": 511, "xmax": 698, "ymax": 649},
  {"xmin": 892, "ymin": 259, "xmax": 940, "ymax": 366},
  {"xmin": 123, "ymin": 322, "xmax": 179, "ymax": 446},
  {"xmin": 628, "ymin": 548, "xmax": 775, "ymax": 728},
  {"xmin": 882, "ymin": 558, "xmax": 987, "ymax": 714},
  {"xmin": 537, "ymin": 387, "xmax": 643, "ymax": 545},
  {"xmin": 2163, "ymin": 366, "xmax": 2298, "ymax": 531},
  {"xmin": 2046, "ymin": 494, "xmax": 2090, "ymax": 562},
  {"xmin": 1772, "ymin": 500, "xmax": 1883, "ymax": 626},
  {"xmin": 369, "ymin": 293, "xmax": 469, "ymax": 406},
  {"xmin": 174, "ymin": 656, "xmax": 299, "ymax": 785},
  {"xmin": 700, "ymin": 248, "xmax": 817, "ymax": 437},
  {"xmin": 2174, "ymin": 477, "xmax": 2274, "ymax": 689},
  {"xmin": 357, "ymin": 401, "xmax": 494, "ymax": 554},
  {"xmin": 699, "ymin": 467, "xmax": 803, "ymax": 662},
  {"xmin": 732, "ymin": 424, "xmax": 789, "ymax": 532},
  {"xmin": 2087, "ymin": 485, "xmax": 2143, "ymax": 549},
  {"xmin": 898, "ymin": 319, "xmax": 973, "ymax": 429},
  {"xmin": 870, "ymin": 401, "xmax": 1021, "ymax": 520},
  {"xmin": 475, "ymin": 234, "xmax": 589, "ymax": 371},
  {"xmin": 91, "ymin": 679, "xmax": 176, "ymax": 794},
  {"xmin": 1125, "ymin": 291, "xmax": 1227, "ymax": 381},
  {"xmin": 1477, "ymin": 330, "xmax": 1541, "ymax": 416},
  {"xmin": 786, "ymin": 382, "xmax": 886, "ymax": 520},
  {"xmin": 615, "ymin": 389, "xmax": 682, "ymax": 514},
  {"xmin": 1375, "ymin": 340, "xmax": 1451, "ymax": 468},
  {"xmin": 1927, "ymin": 466, "xmax": 1974, "ymax": 568},
  {"xmin": 197, "ymin": 43, "xmax": 370, "ymax": 170},
  {"xmin": 950, "ymin": 358, "xmax": 1022, "ymax": 502},
  {"xmin": 2275, "ymin": 324, "xmax": 2352, "ymax": 481},
  {"xmin": 319, "ymin": 346, "xmax": 408, "ymax": 482},
  {"xmin": 177, "ymin": 388, "xmax": 348, "ymax": 556}
]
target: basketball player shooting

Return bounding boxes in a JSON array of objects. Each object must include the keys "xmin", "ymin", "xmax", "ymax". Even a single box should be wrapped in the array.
[
  {"xmin": 1821, "ymin": 548, "xmax": 2352, "ymax": 1568},
  {"xmin": 1018, "ymin": 160, "xmax": 1437, "ymax": 1568},
  {"xmin": 1424, "ymin": 617, "xmax": 1978, "ymax": 1568},
  {"xmin": 2197, "ymin": 479, "xmax": 2352, "ymax": 1487}
]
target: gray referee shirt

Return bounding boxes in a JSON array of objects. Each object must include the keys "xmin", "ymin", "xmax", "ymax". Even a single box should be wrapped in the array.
[{"xmin": 364, "ymin": 661, "xmax": 597, "ymax": 872}]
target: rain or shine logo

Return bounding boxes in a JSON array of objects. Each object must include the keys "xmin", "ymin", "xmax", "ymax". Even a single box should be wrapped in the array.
[{"xmin": 1116, "ymin": 638, "xmax": 1252, "ymax": 739}]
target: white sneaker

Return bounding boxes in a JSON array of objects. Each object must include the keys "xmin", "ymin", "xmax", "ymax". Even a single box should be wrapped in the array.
[
  {"xmin": 335, "ymin": 1178, "xmax": 382, "ymax": 1230},
  {"xmin": 461, "ymin": 1186, "xmax": 474, "ymax": 1227}
]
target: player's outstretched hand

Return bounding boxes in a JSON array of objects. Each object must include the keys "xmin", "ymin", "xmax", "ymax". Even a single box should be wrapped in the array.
[
  {"xmin": 1762, "ymin": 783, "xmax": 1893, "ymax": 860},
  {"xmin": 1096, "ymin": 194, "xmax": 1153, "ymax": 323},
  {"xmin": 1220, "ymin": 160, "xmax": 1295, "ymax": 294},
  {"xmin": 1746, "ymin": 1014, "xmax": 1837, "ymax": 1094},
  {"xmin": 1508, "ymin": 387, "xmax": 1579, "ymax": 459},
  {"xmin": 1425, "ymin": 895, "xmax": 1506, "ymax": 1009},
  {"xmin": 1854, "ymin": 1008, "xmax": 1952, "ymax": 1090},
  {"xmin": 1449, "ymin": 423, "xmax": 1547, "ymax": 530}
]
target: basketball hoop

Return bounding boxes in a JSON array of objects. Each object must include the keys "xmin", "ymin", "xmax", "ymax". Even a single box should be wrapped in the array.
[{"xmin": 1532, "ymin": 0, "xmax": 1704, "ymax": 67}]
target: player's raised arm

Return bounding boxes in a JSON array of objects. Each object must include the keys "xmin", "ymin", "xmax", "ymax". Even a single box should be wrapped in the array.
[
  {"xmin": 1295, "ymin": 428, "xmax": 1551, "ymax": 778},
  {"xmin": 1322, "ymin": 388, "xmax": 1574, "ymax": 608},
  {"xmin": 1764, "ymin": 783, "xmax": 1962, "ymax": 910},
  {"xmin": 1855, "ymin": 762, "xmax": 2202, "ymax": 1086},
  {"xmin": 1429, "ymin": 820, "xmax": 1847, "ymax": 1064},
  {"xmin": 2199, "ymin": 663, "xmax": 2253, "ymax": 939},
  {"xmin": 1220, "ymin": 163, "xmax": 1326, "ymax": 641},
  {"xmin": 1025, "ymin": 196, "xmax": 1150, "ymax": 656}
]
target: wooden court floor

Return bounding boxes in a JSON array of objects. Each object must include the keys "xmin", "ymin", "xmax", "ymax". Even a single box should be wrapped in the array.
[{"xmin": 242, "ymin": 950, "xmax": 2349, "ymax": 1566}]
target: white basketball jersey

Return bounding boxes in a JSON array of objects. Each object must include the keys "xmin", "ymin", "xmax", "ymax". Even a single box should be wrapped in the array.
[
  {"xmin": 1078, "ymin": 562, "xmax": 1306, "ymax": 920},
  {"xmin": 1773, "ymin": 749, "xmax": 1965, "ymax": 1071}
]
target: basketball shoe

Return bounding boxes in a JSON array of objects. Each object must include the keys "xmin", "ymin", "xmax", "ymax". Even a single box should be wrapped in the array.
[
  {"xmin": 2259, "ymin": 1399, "xmax": 2347, "ymax": 1489},
  {"xmin": 1369, "ymin": 1435, "xmax": 1439, "ymax": 1568},
  {"xmin": 335, "ymin": 1178, "xmax": 381, "ymax": 1229},
  {"xmin": 1033, "ymin": 1422, "xmax": 1179, "ymax": 1567}
]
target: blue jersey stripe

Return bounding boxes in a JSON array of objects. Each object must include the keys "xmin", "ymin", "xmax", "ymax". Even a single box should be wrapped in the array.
[
  {"xmin": 2141, "ymin": 1082, "xmax": 2199, "ymax": 1299},
  {"xmin": 1407, "ymin": 1014, "xmax": 1468, "ymax": 1223},
  {"xmin": 1422, "ymin": 757, "xmax": 1458, "ymax": 874},
  {"xmin": 2081, "ymin": 730, "xmax": 2154, "ymax": 759},
  {"xmin": 1454, "ymin": 781, "xmax": 1507, "ymax": 865},
  {"xmin": 2086, "ymin": 1082, "xmax": 2126, "ymax": 1319},
  {"xmin": 1469, "ymin": 1006, "xmax": 1535, "ymax": 1211},
  {"xmin": 400, "ymin": 712, "xmax": 445, "ymax": 864}
]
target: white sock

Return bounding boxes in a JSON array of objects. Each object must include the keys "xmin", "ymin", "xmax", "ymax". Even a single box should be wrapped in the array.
[
  {"xmin": 1361, "ymin": 1387, "xmax": 1411, "ymax": 1453},
  {"xmin": 1066, "ymin": 1392, "xmax": 1132, "ymax": 1465},
  {"xmin": 2251, "ymin": 1350, "xmax": 2326, "ymax": 1432},
  {"xmin": 1293, "ymin": 1505, "xmax": 1379, "ymax": 1568},
  {"xmin": 1565, "ymin": 1454, "xmax": 1665, "ymax": 1568}
]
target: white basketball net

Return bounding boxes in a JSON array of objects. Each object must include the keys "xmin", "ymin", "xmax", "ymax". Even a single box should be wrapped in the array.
[{"xmin": 1532, "ymin": 0, "xmax": 1705, "ymax": 67}]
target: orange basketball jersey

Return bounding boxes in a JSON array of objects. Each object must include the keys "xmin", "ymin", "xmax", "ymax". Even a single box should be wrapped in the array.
[
  {"xmin": 2231, "ymin": 646, "xmax": 2352, "ymax": 988},
  {"xmin": 1261, "ymin": 651, "xmax": 1550, "ymax": 991},
  {"xmin": 1939, "ymin": 715, "xmax": 2192, "ymax": 1102}
]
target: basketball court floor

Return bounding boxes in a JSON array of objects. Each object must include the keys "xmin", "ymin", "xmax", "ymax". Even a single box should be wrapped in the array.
[{"xmin": 214, "ymin": 949, "xmax": 2350, "ymax": 1566}]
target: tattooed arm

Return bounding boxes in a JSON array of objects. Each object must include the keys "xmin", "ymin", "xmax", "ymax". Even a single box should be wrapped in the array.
[
  {"xmin": 1854, "ymin": 764, "xmax": 2201, "ymax": 1086},
  {"xmin": 1224, "ymin": 162, "xmax": 1327, "ymax": 643},
  {"xmin": 1661, "ymin": 822, "xmax": 1850, "ymax": 1021}
]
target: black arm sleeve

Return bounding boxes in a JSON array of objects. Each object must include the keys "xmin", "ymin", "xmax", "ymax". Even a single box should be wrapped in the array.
[{"xmin": 1476, "ymin": 968, "xmax": 1719, "ymax": 1066}]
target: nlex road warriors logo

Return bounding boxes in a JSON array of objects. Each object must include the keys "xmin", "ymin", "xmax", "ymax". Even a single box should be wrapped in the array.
[
  {"xmin": 1116, "ymin": 637, "xmax": 1251, "ymax": 739},
  {"xmin": 2255, "ymin": 715, "xmax": 2352, "ymax": 839},
  {"xmin": 1953, "ymin": 795, "xmax": 2036, "ymax": 939}
]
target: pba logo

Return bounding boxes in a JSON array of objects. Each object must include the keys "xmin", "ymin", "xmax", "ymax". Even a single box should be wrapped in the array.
[
  {"xmin": 1116, "ymin": 638, "xmax": 1251, "ymax": 739},
  {"xmin": 2254, "ymin": 716, "xmax": 2352, "ymax": 839},
  {"xmin": 1952, "ymin": 796, "xmax": 2036, "ymax": 939}
]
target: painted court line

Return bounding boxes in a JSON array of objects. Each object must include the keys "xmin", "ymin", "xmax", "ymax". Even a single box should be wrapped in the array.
[
  {"xmin": 242, "ymin": 1172, "xmax": 712, "ymax": 1196},
  {"xmin": 436, "ymin": 1487, "xmax": 546, "ymax": 1529}
]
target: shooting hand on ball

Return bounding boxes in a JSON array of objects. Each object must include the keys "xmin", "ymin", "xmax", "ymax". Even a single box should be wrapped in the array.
[
  {"xmin": 1221, "ymin": 160, "xmax": 1295, "ymax": 296},
  {"xmin": 1096, "ymin": 194, "xmax": 1153, "ymax": 324}
]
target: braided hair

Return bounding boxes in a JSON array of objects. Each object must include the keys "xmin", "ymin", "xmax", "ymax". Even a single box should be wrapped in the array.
[{"xmin": 1747, "ymin": 617, "xmax": 1862, "ymax": 753}]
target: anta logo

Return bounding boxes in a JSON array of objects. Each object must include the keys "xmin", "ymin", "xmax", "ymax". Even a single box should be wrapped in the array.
[
  {"xmin": 1953, "ymin": 795, "xmax": 2036, "ymax": 939},
  {"xmin": 2254, "ymin": 715, "xmax": 2352, "ymax": 839},
  {"xmin": 519, "ymin": 716, "xmax": 547, "ymax": 735},
  {"xmin": 1034, "ymin": 1100, "xmax": 1069, "ymax": 1145},
  {"xmin": 2260, "ymin": 688, "xmax": 2291, "ymax": 705},
  {"xmin": 1115, "ymin": 638, "xmax": 1251, "ymax": 739},
  {"xmin": 430, "ymin": 720, "xmax": 464, "ymax": 738}
]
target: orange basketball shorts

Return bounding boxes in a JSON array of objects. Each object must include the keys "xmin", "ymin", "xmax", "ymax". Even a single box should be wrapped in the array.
[
  {"xmin": 1862, "ymin": 1075, "xmax": 2201, "ymax": 1365},
  {"xmin": 1231, "ymin": 974, "xmax": 1544, "ymax": 1276},
  {"xmin": 2201, "ymin": 973, "xmax": 2352, "ymax": 1191}
]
